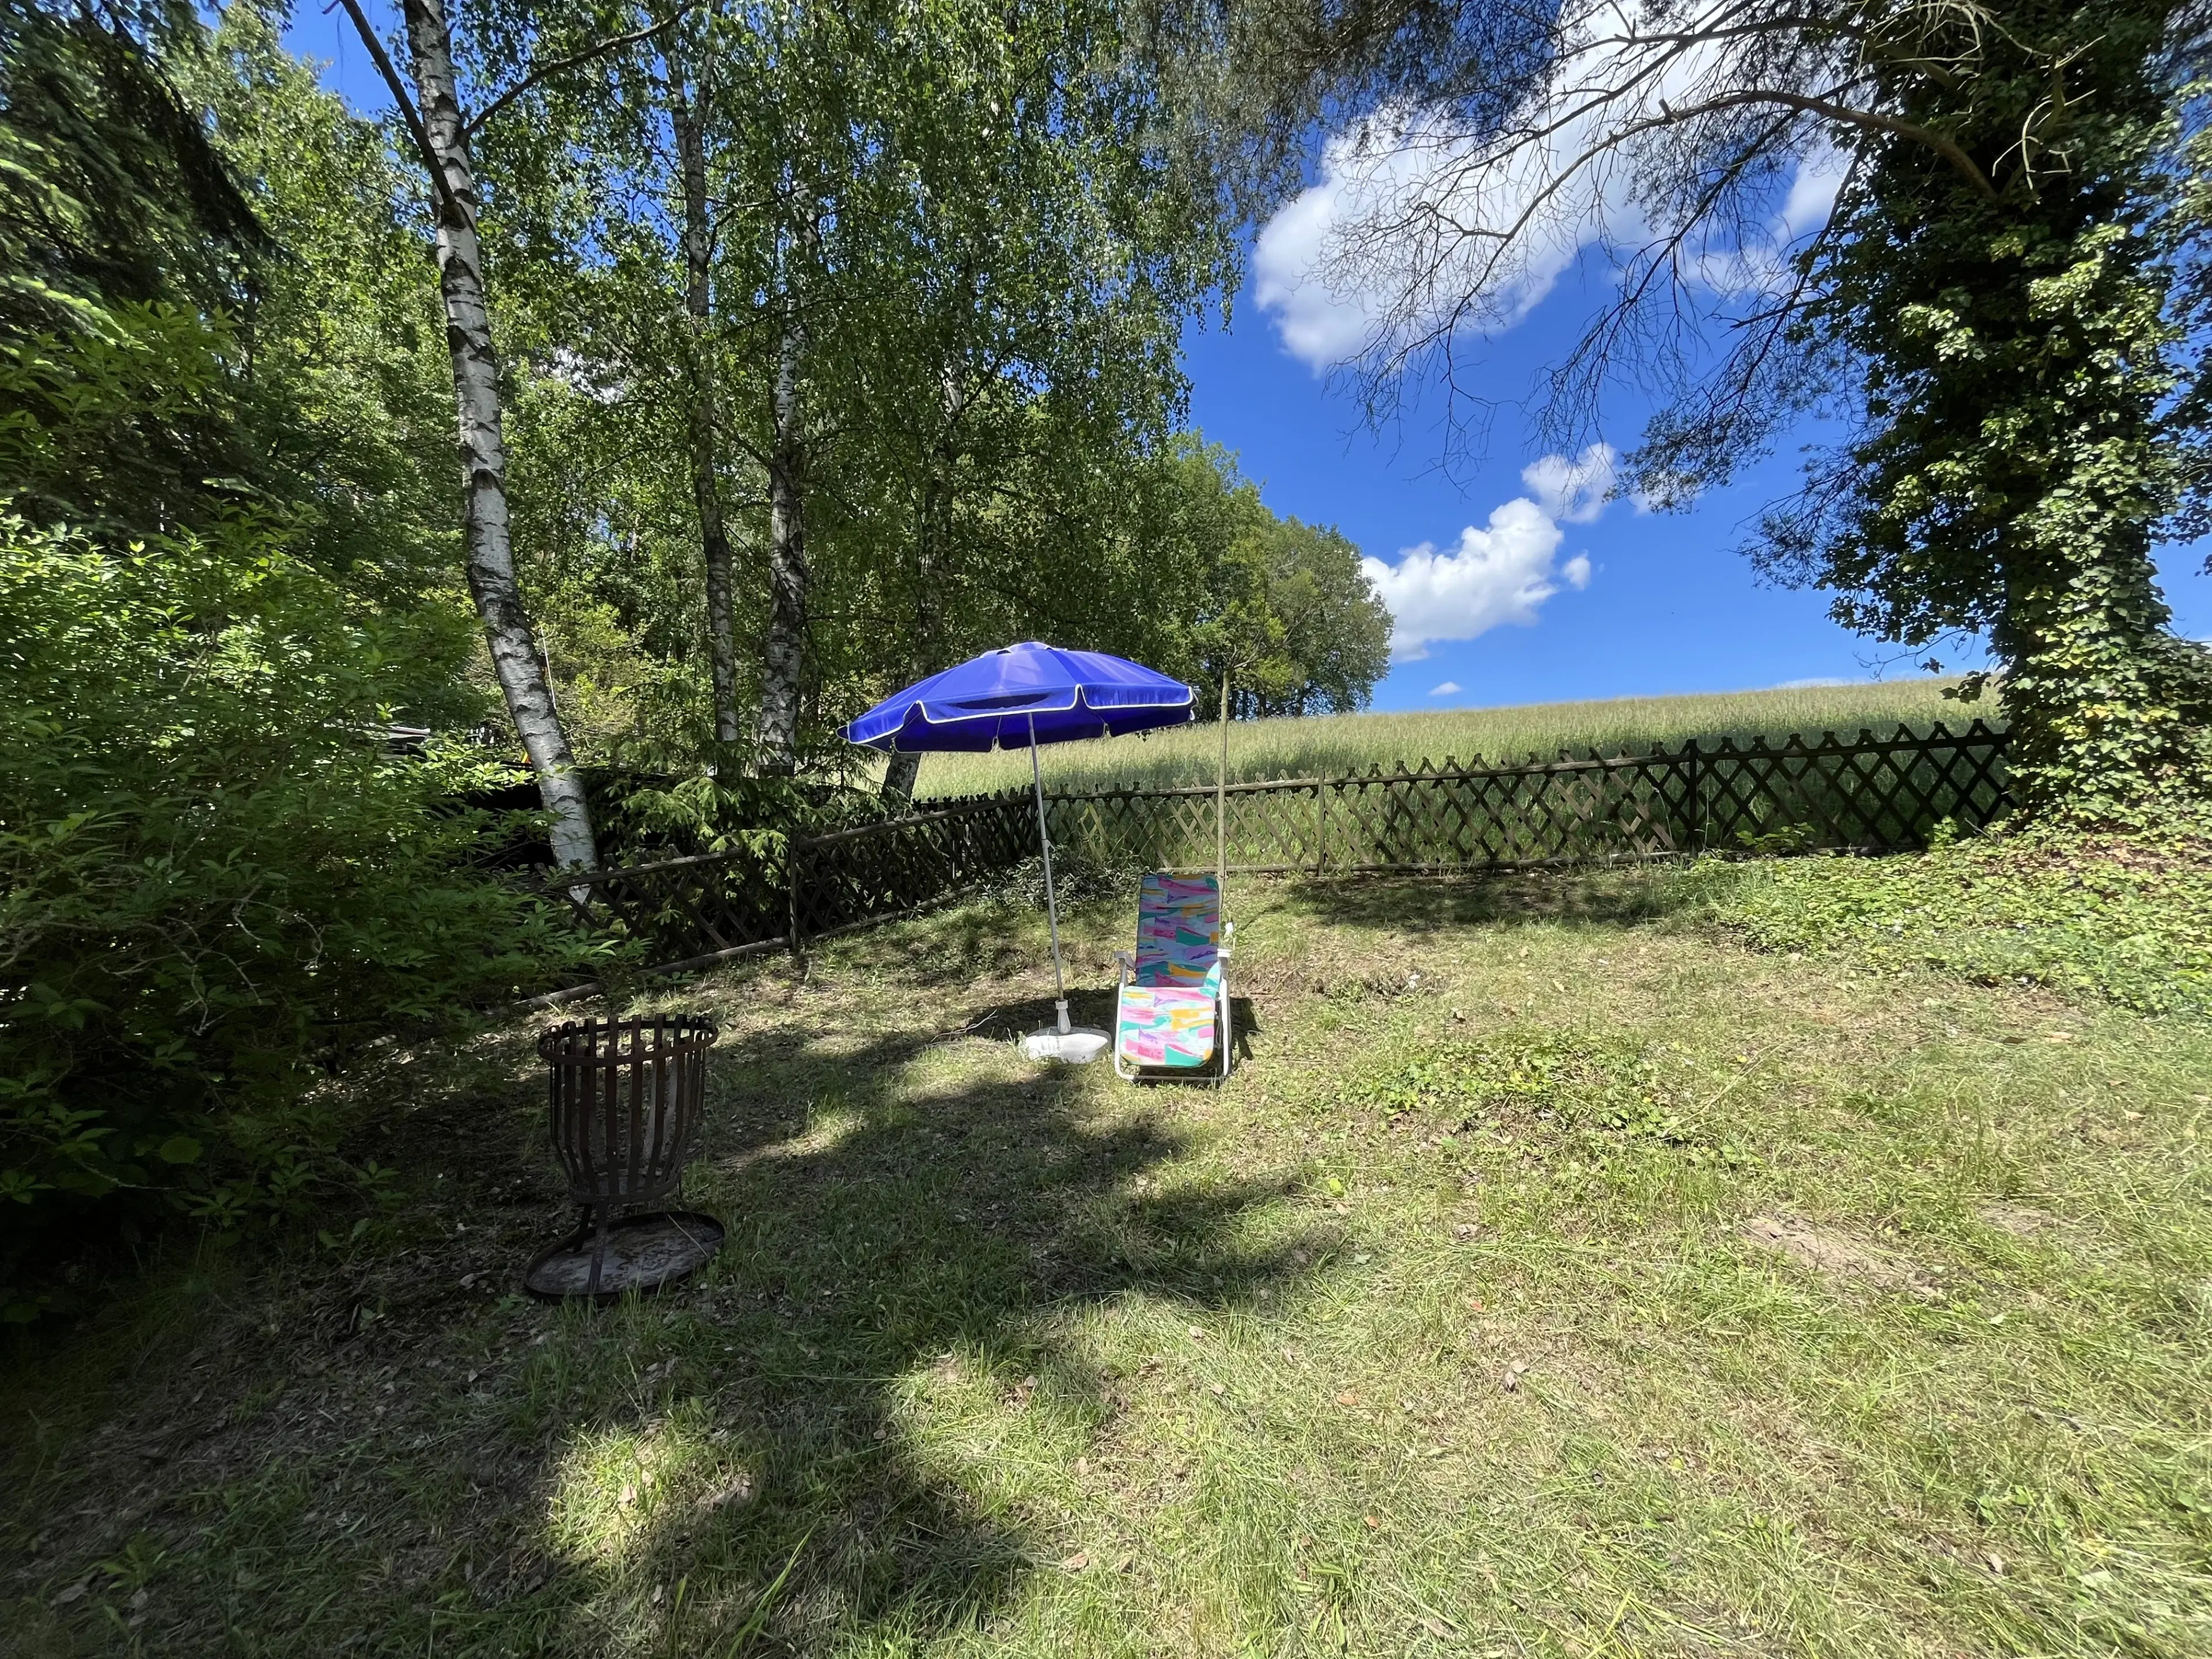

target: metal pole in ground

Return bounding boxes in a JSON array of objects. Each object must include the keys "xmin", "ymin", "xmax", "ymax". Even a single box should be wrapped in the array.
[
  {"xmin": 1029, "ymin": 713, "xmax": 1070, "ymax": 1034},
  {"xmin": 1217, "ymin": 669, "xmax": 1229, "ymax": 889}
]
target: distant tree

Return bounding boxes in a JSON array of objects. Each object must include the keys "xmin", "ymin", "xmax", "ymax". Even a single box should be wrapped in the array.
[{"xmin": 1165, "ymin": 440, "xmax": 1392, "ymax": 718}]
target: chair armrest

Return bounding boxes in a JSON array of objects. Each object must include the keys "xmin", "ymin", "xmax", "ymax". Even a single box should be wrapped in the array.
[
  {"xmin": 1113, "ymin": 951, "xmax": 1136, "ymax": 983},
  {"xmin": 1218, "ymin": 919, "xmax": 1234, "ymax": 960}
]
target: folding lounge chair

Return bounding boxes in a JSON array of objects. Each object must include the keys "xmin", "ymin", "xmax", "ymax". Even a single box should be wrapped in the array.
[{"xmin": 1113, "ymin": 872, "xmax": 1232, "ymax": 1080}]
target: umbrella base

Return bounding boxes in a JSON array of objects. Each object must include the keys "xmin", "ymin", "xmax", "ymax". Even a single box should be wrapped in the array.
[{"xmin": 1021, "ymin": 1025, "xmax": 1109, "ymax": 1065}]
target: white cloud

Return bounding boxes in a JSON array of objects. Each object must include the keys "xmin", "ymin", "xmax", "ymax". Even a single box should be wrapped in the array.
[
  {"xmin": 1522, "ymin": 443, "xmax": 1616, "ymax": 524},
  {"xmin": 1428, "ymin": 680, "xmax": 1463, "ymax": 697},
  {"xmin": 1774, "ymin": 676, "xmax": 1855, "ymax": 689},
  {"xmin": 1362, "ymin": 445, "xmax": 1609, "ymax": 661},
  {"xmin": 1252, "ymin": 3, "xmax": 1850, "ymax": 372}
]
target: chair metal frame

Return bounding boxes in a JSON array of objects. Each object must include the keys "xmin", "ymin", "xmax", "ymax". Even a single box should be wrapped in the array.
[{"xmin": 1112, "ymin": 906, "xmax": 1233, "ymax": 1084}]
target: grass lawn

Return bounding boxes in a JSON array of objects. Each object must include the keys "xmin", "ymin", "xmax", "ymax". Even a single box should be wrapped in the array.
[
  {"xmin": 909, "ymin": 680, "xmax": 1972, "ymax": 798},
  {"xmin": 4, "ymin": 863, "xmax": 2209, "ymax": 1656}
]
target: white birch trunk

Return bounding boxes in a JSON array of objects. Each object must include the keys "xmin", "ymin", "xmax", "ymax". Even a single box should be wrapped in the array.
[
  {"xmin": 878, "ymin": 473, "xmax": 941, "ymax": 807},
  {"xmin": 755, "ymin": 292, "xmax": 808, "ymax": 775},
  {"xmin": 401, "ymin": 0, "xmax": 597, "ymax": 870},
  {"xmin": 671, "ymin": 63, "xmax": 741, "ymax": 748}
]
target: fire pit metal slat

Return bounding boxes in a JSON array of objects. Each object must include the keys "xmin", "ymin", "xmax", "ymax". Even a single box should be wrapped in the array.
[{"xmin": 529, "ymin": 1012, "xmax": 721, "ymax": 1299}]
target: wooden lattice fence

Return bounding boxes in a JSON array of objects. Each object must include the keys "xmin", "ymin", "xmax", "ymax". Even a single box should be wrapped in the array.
[
  {"xmin": 1044, "ymin": 719, "xmax": 2009, "ymax": 873},
  {"xmin": 539, "ymin": 721, "xmax": 2008, "ymax": 982}
]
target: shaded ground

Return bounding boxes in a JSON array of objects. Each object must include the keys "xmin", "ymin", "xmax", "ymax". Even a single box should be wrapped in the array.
[{"xmin": 3, "ymin": 866, "xmax": 2209, "ymax": 1656}]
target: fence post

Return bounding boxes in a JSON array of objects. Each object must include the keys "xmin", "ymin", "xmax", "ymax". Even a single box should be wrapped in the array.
[
  {"xmin": 786, "ymin": 838, "xmax": 807, "ymax": 976},
  {"xmin": 1685, "ymin": 741, "xmax": 1702, "ymax": 854},
  {"xmin": 1313, "ymin": 782, "xmax": 1328, "ymax": 876}
]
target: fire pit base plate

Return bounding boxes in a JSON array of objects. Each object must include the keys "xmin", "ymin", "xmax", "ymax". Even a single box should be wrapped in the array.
[{"xmin": 524, "ymin": 1210, "xmax": 724, "ymax": 1302}]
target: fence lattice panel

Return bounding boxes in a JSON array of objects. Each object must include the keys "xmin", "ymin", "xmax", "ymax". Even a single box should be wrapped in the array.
[
  {"xmin": 546, "ymin": 721, "xmax": 2009, "ymax": 976},
  {"xmin": 790, "ymin": 795, "xmax": 1036, "ymax": 943}
]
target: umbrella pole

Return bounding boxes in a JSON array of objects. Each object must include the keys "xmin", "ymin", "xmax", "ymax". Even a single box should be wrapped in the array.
[
  {"xmin": 1217, "ymin": 669, "xmax": 1229, "ymax": 893},
  {"xmin": 1028, "ymin": 715, "xmax": 1070, "ymax": 1033}
]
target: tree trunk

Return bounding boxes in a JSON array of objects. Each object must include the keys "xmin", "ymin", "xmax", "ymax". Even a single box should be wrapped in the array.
[
  {"xmin": 879, "ymin": 475, "xmax": 941, "ymax": 809},
  {"xmin": 400, "ymin": 0, "xmax": 596, "ymax": 869},
  {"xmin": 880, "ymin": 749, "xmax": 922, "ymax": 804},
  {"xmin": 756, "ymin": 293, "xmax": 809, "ymax": 775},
  {"xmin": 671, "ymin": 62, "xmax": 740, "ymax": 748},
  {"xmin": 1997, "ymin": 523, "xmax": 2212, "ymax": 822}
]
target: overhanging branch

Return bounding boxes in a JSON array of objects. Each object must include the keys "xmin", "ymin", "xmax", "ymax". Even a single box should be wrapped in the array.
[
  {"xmin": 463, "ymin": 3, "xmax": 702, "ymax": 138},
  {"xmin": 331, "ymin": 0, "xmax": 468, "ymax": 226},
  {"xmin": 1659, "ymin": 86, "xmax": 2000, "ymax": 198}
]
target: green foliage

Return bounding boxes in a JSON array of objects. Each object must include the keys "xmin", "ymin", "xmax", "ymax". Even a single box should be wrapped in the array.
[
  {"xmin": 1361, "ymin": 1030, "xmax": 1751, "ymax": 1166},
  {"xmin": 0, "ymin": 0, "xmax": 262, "ymax": 344},
  {"xmin": 1160, "ymin": 438, "xmax": 1392, "ymax": 717},
  {"xmin": 0, "ymin": 505, "xmax": 586, "ymax": 1306},
  {"xmin": 594, "ymin": 770, "xmax": 884, "ymax": 860},
  {"xmin": 1755, "ymin": 0, "xmax": 2212, "ymax": 820},
  {"xmin": 0, "ymin": 4, "xmax": 586, "ymax": 1309},
  {"xmin": 1711, "ymin": 829, "xmax": 2212, "ymax": 1016},
  {"xmin": 462, "ymin": 0, "xmax": 1254, "ymax": 772}
]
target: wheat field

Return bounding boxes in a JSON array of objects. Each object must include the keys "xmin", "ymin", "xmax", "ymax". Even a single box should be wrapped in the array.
[{"xmin": 906, "ymin": 678, "xmax": 1978, "ymax": 797}]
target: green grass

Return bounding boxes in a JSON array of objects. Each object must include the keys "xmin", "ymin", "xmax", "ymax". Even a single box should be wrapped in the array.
[
  {"xmin": 908, "ymin": 679, "xmax": 1975, "ymax": 798},
  {"xmin": 1714, "ymin": 831, "xmax": 2212, "ymax": 1017},
  {"xmin": 4, "ymin": 859, "xmax": 2209, "ymax": 1656}
]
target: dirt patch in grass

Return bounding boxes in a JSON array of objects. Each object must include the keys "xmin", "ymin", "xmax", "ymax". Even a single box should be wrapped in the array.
[
  {"xmin": 1979, "ymin": 1202, "xmax": 2061, "ymax": 1237},
  {"xmin": 1741, "ymin": 1213, "xmax": 1911, "ymax": 1285}
]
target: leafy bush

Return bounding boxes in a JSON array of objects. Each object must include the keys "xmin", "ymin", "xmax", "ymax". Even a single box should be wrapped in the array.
[
  {"xmin": 1709, "ymin": 827, "xmax": 2212, "ymax": 1016},
  {"xmin": 0, "ymin": 507, "xmax": 588, "ymax": 1317}
]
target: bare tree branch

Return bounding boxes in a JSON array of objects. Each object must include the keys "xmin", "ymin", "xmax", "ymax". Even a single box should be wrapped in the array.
[
  {"xmin": 1655, "ymin": 86, "xmax": 1998, "ymax": 196},
  {"xmin": 463, "ymin": 3, "xmax": 702, "ymax": 139}
]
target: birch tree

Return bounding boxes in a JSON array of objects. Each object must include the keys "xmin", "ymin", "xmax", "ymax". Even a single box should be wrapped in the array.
[{"xmin": 338, "ymin": 0, "xmax": 597, "ymax": 868}]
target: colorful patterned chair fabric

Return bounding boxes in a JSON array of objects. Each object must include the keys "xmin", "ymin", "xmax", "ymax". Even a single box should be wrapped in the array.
[{"xmin": 1114, "ymin": 873, "xmax": 1231, "ymax": 1077}]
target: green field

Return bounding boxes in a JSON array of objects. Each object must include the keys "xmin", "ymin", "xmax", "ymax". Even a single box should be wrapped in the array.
[
  {"xmin": 908, "ymin": 679, "xmax": 1976, "ymax": 798},
  {"xmin": 6, "ymin": 850, "xmax": 2208, "ymax": 1657}
]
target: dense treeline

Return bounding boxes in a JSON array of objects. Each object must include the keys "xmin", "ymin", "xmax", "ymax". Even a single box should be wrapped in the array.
[{"xmin": 0, "ymin": 0, "xmax": 1384, "ymax": 1305}]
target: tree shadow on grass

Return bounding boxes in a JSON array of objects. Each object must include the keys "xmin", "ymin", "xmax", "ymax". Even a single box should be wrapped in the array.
[
  {"xmin": 499, "ymin": 1019, "xmax": 1307, "ymax": 1653},
  {"xmin": 1274, "ymin": 863, "xmax": 1710, "ymax": 936},
  {"xmin": 8, "ymin": 1003, "xmax": 1314, "ymax": 1656}
]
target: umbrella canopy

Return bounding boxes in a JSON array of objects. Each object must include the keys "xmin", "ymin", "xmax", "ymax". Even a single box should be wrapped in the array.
[
  {"xmin": 843, "ymin": 642, "xmax": 1195, "ymax": 1065},
  {"xmin": 844, "ymin": 641, "xmax": 1195, "ymax": 752}
]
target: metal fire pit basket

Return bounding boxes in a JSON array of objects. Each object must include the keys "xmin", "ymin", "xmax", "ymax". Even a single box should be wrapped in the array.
[{"xmin": 528, "ymin": 1014, "xmax": 721, "ymax": 1300}]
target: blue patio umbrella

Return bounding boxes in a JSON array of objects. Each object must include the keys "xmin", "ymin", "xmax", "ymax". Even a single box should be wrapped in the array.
[{"xmin": 845, "ymin": 642, "xmax": 1196, "ymax": 1060}]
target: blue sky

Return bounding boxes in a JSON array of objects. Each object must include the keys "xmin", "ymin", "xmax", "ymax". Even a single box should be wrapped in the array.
[
  {"xmin": 283, "ymin": 7, "xmax": 2212, "ymax": 714},
  {"xmin": 1192, "ymin": 259, "xmax": 2212, "ymax": 713}
]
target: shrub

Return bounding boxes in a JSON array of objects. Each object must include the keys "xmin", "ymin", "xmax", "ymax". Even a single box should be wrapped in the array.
[{"xmin": 0, "ymin": 508, "xmax": 587, "ymax": 1318}]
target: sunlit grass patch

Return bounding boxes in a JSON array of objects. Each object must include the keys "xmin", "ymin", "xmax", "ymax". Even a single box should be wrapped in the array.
[
  {"xmin": 544, "ymin": 1407, "xmax": 736, "ymax": 1566},
  {"xmin": 1705, "ymin": 829, "xmax": 2212, "ymax": 1015}
]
